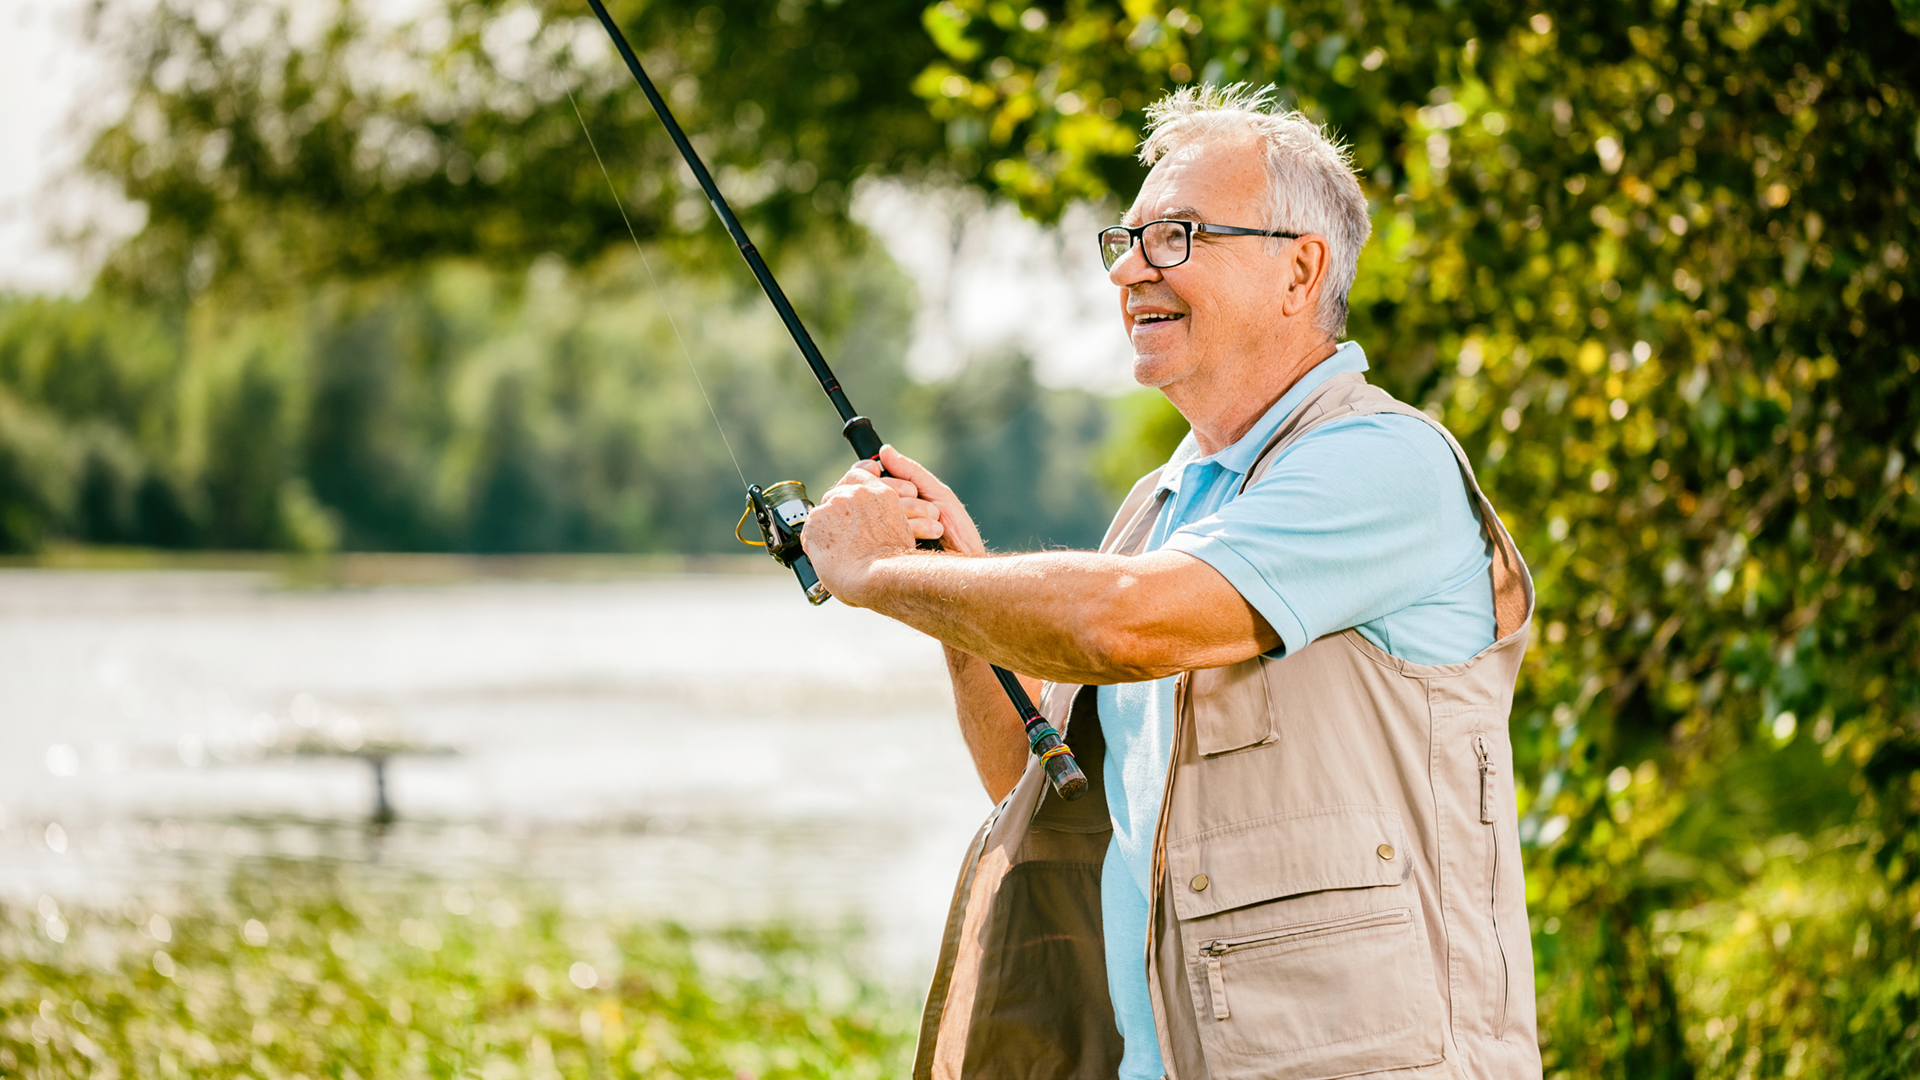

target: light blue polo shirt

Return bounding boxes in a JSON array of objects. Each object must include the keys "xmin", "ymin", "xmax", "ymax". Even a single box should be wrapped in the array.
[{"xmin": 1097, "ymin": 342, "xmax": 1497, "ymax": 1080}]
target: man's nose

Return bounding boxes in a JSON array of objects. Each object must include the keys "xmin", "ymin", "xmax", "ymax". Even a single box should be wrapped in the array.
[{"xmin": 1107, "ymin": 240, "xmax": 1162, "ymax": 287}]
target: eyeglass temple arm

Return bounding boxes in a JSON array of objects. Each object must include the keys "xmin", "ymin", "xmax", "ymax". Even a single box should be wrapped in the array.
[{"xmin": 1191, "ymin": 222, "xmax": 1303, "ymax": 239}]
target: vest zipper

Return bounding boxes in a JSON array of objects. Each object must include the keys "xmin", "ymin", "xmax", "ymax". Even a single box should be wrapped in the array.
[
  {"xmin": 1200, "ymin": 909, "xmax": 1415, "ymax": 1022},
  {"xmin": 1145, "ymin": 672, "xmax": 1188, "ymax": 1068},
  {"xmin": 1474, "ymin": 732, "xmax": 1510, "ymax": 1038},
  {"xmin": 1203, "ymin": 949, "xmax": 1230, "ymax": 1021}
]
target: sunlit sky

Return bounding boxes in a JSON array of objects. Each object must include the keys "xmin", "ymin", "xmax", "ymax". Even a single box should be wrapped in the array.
[
  {"xmin": 0, "ymin": 0, "xmax": 1135, "ymax": 390},
  {"xmin": 0, "ymin": 0, "xmax": 116, "ymax": 294}
]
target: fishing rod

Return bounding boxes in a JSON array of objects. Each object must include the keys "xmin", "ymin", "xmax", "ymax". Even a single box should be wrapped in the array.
[{"xmin": 581, "ymin": 0, "xmax": 1088, "ymax": 802}]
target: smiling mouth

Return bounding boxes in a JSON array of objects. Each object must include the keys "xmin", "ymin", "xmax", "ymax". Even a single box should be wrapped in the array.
[{"xmin": 1133, "ymin": 312, "xmax": 1186, "ymax": 326}]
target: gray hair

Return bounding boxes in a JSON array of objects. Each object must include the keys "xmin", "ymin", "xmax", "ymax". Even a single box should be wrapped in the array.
[{"xmin": 1139, "ymin": 84, "xmax": 1371, "ymax": 337}]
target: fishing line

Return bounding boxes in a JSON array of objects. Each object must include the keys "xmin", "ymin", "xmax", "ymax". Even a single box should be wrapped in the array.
[
  {"xmin": 566, "ymin": 87, "xmax": 748, "ymax": 489},
  {"xmin": 566, "ymin": 0, "xmax": 1090, "ymax": 801}
]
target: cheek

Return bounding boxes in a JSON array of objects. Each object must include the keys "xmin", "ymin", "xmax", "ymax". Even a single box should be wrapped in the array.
[{"xmin": 1223, "ymin": 283, "xmax": 1277, "ymax": 333}]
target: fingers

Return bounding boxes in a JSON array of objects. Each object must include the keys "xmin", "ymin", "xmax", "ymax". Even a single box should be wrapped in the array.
[
  {"xmin": 833, "ymin": 457, "xmax": 935, "ymax": 536},
  {"xmin": 900, "ymin": 496, "xmax": 945, "ymax": 540},
  {"xmin": 836, "ymin": 459, "xmax": 887, "ymax": 489},
  {"xmin": 819, "ymin": 476, "xmax": 887, "ymax": 506},
  {"xmin": 800, "ymin": 464, "xmax": 918, "ymax": 607},
  {"xmin": 878, "ymin": 445, "xmax": 950, "ymax": 499},
  {"xmin": 874, "ymin": 475, "xmax": 920, "ymax": 500},
  {"xmin": 830, "ymin": 447, "xmax": 976, "ymax": 553},
  {"xmin": 838, "ymin": 460, "xmax": 926, "ymax": 499},
  {"xmin": 879, "ymin": 445, "xmax": 987, "ymax": 556},
  {"xmin": 819, "ymin": 471, "xmax": 935, "ymax": 529}
]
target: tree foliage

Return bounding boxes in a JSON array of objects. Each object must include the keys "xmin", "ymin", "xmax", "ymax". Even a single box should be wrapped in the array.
[
  {"xmin": 0, "ymin": 249, "xmax": 896, "ymax": 554},
  {"xmin": 920, "ymin": 0, "xmax": 1919, "ymax": 1073},
  {"xmin": 6, "ymin": 0, "xmax": 1920, "ymax": 1072},
  {"xmin": 3, "ymin": 0, "xmax": 1117, "ymax": 557},
  {"xmin": 83, "ymin": 0, "xmax": 947, "ymax": 300},
  {"xmin": 0, "ymin": 249, "xmax": 1115, "ymax": 555}
]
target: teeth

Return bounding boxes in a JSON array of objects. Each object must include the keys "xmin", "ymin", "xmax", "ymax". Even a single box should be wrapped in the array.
[{"xmin": 1135, "ymin": 313, "xmax": 1182, "ymax": 323}]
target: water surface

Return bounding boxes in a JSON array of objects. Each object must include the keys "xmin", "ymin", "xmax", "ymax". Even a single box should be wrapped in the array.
[{"xmin": 0, "ymin": 560, "xmax": 994, "ymax": 981}]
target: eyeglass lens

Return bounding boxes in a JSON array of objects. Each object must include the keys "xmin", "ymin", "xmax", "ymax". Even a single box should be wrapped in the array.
[{"xmin": 1100, "ymin": 221, "xmax": 1191, "ymax": 270}]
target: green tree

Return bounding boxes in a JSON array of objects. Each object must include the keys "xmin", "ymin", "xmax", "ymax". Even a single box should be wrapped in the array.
[
  {"xmin": 14, "ymin": 0, "xmax": 1918, "ymax": 1066},
  {"xmin": 20, "ymin": 0, "xmax": 1127, "ymax": 557},
  {"xmin": 0, "ymin": 247, "xmax": 929, "ymax": 557},
  {"xmin": 80, "ymin": 0, "xmax": 950, "ymax": 301},
  {"xmin": 922, "ymin": 0, "xmax": 1918, "ymax": 1072}
]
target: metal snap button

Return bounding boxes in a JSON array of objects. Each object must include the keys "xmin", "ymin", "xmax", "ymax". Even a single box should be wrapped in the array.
[
  {"xmin": 1190, "ymin": 874, "xmax": 1209, "ymax": 892},
  {"xmin": 1377, "ymin": 844, "xmax": 1395, "ymax": 861}
]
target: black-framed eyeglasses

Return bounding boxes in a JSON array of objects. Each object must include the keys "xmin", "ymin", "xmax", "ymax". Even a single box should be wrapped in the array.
[{"xmin": 1098, "ymin": 219, "xmax": 1302, "ymax": 271}]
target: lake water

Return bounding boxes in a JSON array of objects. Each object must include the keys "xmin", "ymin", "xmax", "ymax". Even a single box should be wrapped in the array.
[{"xmin": 0, "ymin": 560, "xmax": 995, "ymax": 984}]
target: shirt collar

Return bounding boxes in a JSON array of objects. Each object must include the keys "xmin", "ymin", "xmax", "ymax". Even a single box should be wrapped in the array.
[{"xmin": 1158, "ymin": 341, "xmax": 1371, "ymax": 493}]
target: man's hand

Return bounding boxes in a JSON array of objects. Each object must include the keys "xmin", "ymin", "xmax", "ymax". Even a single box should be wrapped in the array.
[
  {"xmin": 875, "ymin": 446, "xmax": 987, "ymax": 556},
  {"xmin": 802, "ymin": 458, "xmax": 927, "ymax": 605}
]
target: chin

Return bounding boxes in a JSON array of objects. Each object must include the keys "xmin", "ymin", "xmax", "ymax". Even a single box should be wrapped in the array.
[{"xmin": 1131, "ymin": 352, "xmax": 1186, "ymax": 390}]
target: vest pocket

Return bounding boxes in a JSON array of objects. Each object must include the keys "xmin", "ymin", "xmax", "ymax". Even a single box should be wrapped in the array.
[
  {"xmin": 1188, "ymin": 657, "xmax": 1275, "ymax": 756},
  {"xmin": 1165, "ymin": 808, "xmax": 1444, "ymax": 1079},
  {"xmin": 962, "ymin": 860, "xmax": 1122, "ymax": 1078},
  {"xmin": 1200, "ymin": 908, "xmax": 1412, "ymax": 1019},
  {"xmin": 1187, "ymin": 905, "xmax": 1442, "ymax": 1079}
]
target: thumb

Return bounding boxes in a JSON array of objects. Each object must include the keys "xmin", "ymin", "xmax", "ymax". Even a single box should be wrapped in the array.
[{"xmin": 879, "ymin": 445, "xmax": 942, "ymax": 492}]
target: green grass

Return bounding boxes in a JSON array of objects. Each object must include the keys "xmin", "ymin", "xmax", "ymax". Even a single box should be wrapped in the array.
[{"xmin": 0, "ymin": 861, "xmax": 914, "ymax": 1079}]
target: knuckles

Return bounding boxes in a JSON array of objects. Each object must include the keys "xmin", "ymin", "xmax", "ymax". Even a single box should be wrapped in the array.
[{"xmin": 811, "ymin": 478, "xmax": 910, "ymax": 538}]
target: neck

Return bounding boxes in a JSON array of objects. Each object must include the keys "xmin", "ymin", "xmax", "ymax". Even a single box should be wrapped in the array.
[{"xmin": 1170, "ymin": 335, "xmax": 1339, "ymax": 456}]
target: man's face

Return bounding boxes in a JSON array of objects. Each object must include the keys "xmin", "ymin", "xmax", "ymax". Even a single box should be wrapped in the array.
[{"xmin": 1111, "ymin": 135, "xmax": 1289, "ymax": 391}]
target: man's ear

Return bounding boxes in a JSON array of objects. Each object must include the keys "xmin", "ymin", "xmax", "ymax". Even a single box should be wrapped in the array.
[{"xmin": 1279, "ymin": 234, "xmax": 1331, "ymax": 319}]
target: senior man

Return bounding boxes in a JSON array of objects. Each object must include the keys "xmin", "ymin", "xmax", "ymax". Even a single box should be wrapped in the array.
[{"xmin": 803, "ymin": 85, "xmax": 1541, "ymax": 1080}]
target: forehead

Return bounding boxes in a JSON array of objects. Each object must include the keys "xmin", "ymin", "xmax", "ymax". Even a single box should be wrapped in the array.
[{"xmin": 1124, "ymin": 133, "xmax": 1268, "ymax": 225}]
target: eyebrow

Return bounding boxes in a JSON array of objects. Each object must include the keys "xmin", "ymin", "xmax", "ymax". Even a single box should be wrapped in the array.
[{"xmin": 1121, "ymin": 205, "xmax": 1205, "ymax": 226}]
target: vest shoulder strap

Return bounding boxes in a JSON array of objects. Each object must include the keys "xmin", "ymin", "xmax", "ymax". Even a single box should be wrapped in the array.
[
  {"xmin": 1240, "ymin": 372, "xmax": 1535, "ymax": 640},
  {"xmin": 1102, "ymin": 466, "xmax": 1169, "ymax": 557}
]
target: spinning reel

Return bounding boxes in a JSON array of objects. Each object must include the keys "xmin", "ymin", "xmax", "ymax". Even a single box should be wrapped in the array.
[
  {"xmin": 731, "ymin": 475, "xmax": 1089, "ymax": 802},
  {"xmin": 737, "ymin": 481, "xmax": 829, "ymax": 604}
]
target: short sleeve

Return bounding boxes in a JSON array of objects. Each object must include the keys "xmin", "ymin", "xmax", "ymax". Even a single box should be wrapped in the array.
[{"xmin": 1161, "ymin": 415, "xmax": 1489, "ymax": 658}]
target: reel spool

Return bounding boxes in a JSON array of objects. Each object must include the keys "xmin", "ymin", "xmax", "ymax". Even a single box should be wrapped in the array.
[{"xmin": 738, "ymin": 481, "xmax": 829, "ymax": 604}]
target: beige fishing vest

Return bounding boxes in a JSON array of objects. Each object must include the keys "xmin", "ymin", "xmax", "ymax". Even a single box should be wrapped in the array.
[{"xmin": 914, "ymin": 372, "xmax": 1541, "ymax": 1080}]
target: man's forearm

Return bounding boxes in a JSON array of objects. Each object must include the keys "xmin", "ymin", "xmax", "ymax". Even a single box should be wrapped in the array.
[
  {"xmin": 800, "ymin": 474, "xmax": 1279, "ymax": 680},
  {"xmin": 857, "ymin": 550, "xmax": 1153, "ymax": 684},
  {"xmin": 944, "ymin": 646, "xmax": 1036, "ymax": 803}
]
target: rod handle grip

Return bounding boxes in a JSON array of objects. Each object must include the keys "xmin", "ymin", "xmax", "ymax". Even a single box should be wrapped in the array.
[
  {"xmin": 1026, "ymin": 713, "xmax": 1090, "ymax": 801},
  {"xmin": 842, "ymin": 416, "xmax": 882, "ymax": 461}
]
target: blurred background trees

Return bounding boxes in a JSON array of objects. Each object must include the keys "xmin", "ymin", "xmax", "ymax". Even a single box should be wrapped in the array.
[
  {"xmin": 1, "ymin": 0, "xmax": 1916, "ymax": 1074},
  {"xmin": 0, "ymin": 0, "xmax": 1117, "ymax": 555}
]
